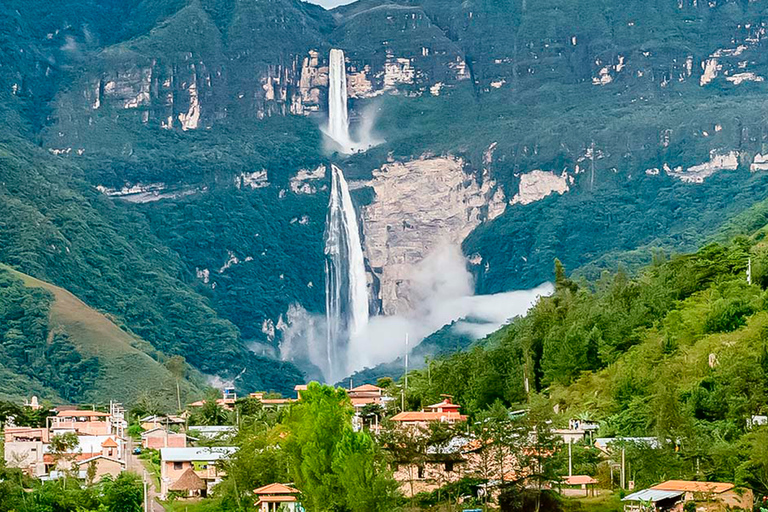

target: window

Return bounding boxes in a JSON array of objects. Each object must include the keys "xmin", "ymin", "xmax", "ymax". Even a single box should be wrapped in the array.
[
  {"xmin": 173, "ymin": 462, "xmax": 183, "ymax": 470},
  {"xmin": 444, "ymin": 462, "xmax": 454, "ymax": 472},
  {"xmin": 417, "ymin": 466, "xmax": 425, "ymax": 479}
]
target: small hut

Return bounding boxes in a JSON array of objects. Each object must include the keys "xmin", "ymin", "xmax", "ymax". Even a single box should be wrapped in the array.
[
  {"xmin": 168, "ymin": 468, "xmax": 207, "ymax": 498},
  {"xmin": 254, "ymin": 483, "xmax": 301, "ymax": 512}
]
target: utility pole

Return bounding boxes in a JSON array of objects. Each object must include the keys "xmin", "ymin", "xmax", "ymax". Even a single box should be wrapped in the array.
[
  {"xmin": 143, "ymin": 475, "xmax": 148, "ymax": 512},
  {"xmin": 404, "ymin": 333, "xmax": 409, "ymax": 391},
  {"xmin": 568, "ymin": 441, "xmax": 572, "ymax": 477},
  {"xmin": 590, "ymin": 140, "xmax": 596, "ymax": 192},
  {"xmin": 621, "ymin": 448, "xmax": 626, "ymax": 489}
]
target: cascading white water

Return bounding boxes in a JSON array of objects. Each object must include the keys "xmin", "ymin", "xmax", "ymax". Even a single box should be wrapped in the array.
[
  {"xmin": 324, "ymin": 164, "xmax": 369, "ymax": 381},
  {"xmin": 327, "ymin": 49, "xmax": 354, "ymax": 153}
]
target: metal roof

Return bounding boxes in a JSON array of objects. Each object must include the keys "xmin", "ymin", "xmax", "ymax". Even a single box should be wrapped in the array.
[
  {"xmin": 426, "ymin": 436, "xmax": 472, "ymax": 455},
  {"xmin": 622, "ymin": 489, "xmax": 683, "ymax": 502},
  {"xmin": 188, "ymin": 426, "xmax": 237, "ymax": 438},
  {"xmin": 188, "ymin": 426, "xmax": 236, "ymax": 432},
  {"xmin": 595, "ymin": 437, "xmax": 661, "ymax": 450},
  {"xmin": 160, "ymin": 446, "xmax": 236, "ymax": 462}
]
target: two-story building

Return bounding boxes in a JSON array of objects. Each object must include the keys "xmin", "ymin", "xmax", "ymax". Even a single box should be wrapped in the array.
[
  {"xmin": 49, "ymin": 410, "xmax": 112, "ymax": 436},
  {"xmin": 159, "ymin": 446, "xmax": 236, "ymax": 499},
  {"xmin": 254, "ymin": 483, "xmax": 302, "ymax": 512},
  {"xmin": 3, "ymin": 427, "xmax": 49, "ymax": 476},
  {"xmin": 347, "ymin": 384, "xmax": 393, "ymax": 431},
  {"xmin": 42, "ymin": 435, "xmax": 123, "ymax": 474},
  {"xmin": 390, "ymin": 397, "xmax": 468, "ymax": 429}
]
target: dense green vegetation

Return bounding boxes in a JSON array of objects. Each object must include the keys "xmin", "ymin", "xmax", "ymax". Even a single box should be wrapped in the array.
[
  {"xmin": 0, "ymin": 267, "xmax": 96, "ymax": 402},
  {"xmin": 0, "ymin": 264, "xmax": 207, "ymax": 407},
  {"xmin": 0, "ymin": 466, "xmax": 144, "ymax": 512},
  {"xmin": 396, "ymin": 227, "xmax": 768, "ymax": 495},
  {"xmin": 0, "ymin": 137, "xmax": 304, "ymax": 396},
  {"xmin": 5, "ymin": 0, "xmax": 768, "ymax": 394},
  {"xmin": 179, "ymin": 383, "xmax": 399, "ymax": 512}
]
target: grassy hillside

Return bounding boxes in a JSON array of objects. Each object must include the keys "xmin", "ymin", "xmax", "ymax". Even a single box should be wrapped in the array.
[{"xmin": 0, "ymin": 264, "xmax": 198, "ymax": 408}]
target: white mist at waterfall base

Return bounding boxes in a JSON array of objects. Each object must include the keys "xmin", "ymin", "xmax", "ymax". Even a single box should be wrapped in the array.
[
  {"xmin": 279, "ymin": 244, "xmax": 552, "ymax": 382},
  {"xmin": 323, "ymin": 48, "xmax": 383, "ymax": 155}
]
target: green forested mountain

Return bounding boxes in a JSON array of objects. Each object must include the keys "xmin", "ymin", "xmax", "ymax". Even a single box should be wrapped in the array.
[
  {"xmin": 4, "ymin": 0, "xmax": 768, "ymax": 396},
  {"xmin": 398, "ymin": 218, "xmax": 768, "ymax": 491},
  {"xmin": 0, "ymin": 265, "xmax": 195, "ymax": 407}
]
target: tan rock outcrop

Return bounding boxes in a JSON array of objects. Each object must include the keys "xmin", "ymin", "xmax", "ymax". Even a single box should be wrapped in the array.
[{"xmin": 361, "ymin": 156, "xmax": 505, "ymax": 314}]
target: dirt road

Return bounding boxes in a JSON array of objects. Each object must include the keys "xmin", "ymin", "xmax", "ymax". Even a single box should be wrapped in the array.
[{"xmin": 126, "ymin": 438, "xmax": 165, "ymax": 512}]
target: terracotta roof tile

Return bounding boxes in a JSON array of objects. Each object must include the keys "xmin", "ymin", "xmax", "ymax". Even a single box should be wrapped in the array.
[
  {"xmin": 390, "ymin": 411, "xmax": 467, "ymax": 422},
  {"xmin": 651, "ymin": 480, "xmax": 734, "ymax": 494},
  {"xmin": 56, "ymin": 410, "xmax": 110, "ymax": 417},
  {"xmin": 350, "ymin": 384, "xmax": 383, "ymax": 392},
  {"xmin": 254, "ymin": 483, "xmax": 299, "ymax": 495},
  {"xmin": 563, "ymin": 475, "xmax": 599, "ymax": 485},
  {"xmin": 43, "ymin": 452, "xmax": 101, "ymax": 463}
]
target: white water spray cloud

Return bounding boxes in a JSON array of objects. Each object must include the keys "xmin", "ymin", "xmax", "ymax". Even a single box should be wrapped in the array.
[{"xmin": 280, "ymin": 244, "xmax": 552, "ymax": 382}]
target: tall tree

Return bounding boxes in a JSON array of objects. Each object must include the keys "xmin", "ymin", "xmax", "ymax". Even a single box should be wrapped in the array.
[{"xmin": 282, "ymin": 383, "xmax": 399, "ymax": 512}]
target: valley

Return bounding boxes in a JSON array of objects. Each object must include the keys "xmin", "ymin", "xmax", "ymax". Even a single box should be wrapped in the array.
[{"xmin": 2, "ymin": 1, "xmax": 768, "ymax": 509}]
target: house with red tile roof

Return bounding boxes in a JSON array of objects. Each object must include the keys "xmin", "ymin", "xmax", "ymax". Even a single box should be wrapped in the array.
[
  {"xmin": 253, "ymin": 483, "xmax": 301, "ymax": 512},
  {"xmin": 347, "ymin": 384, "xmax": 393, "ymax": 432},
  {"xmin": 390, "ymin": 397, "xmax": 468, "ymax": 428},
  {"xmin": 49, "ymin": 410, "xmax": 112, "ymax": 436},
  {"xmin": 651, "ymin": 480, "xmax": 753, "ymax": 510},
  {"xmin": 75, "ymin": 454, "xmax": 126, "ymax": 481}
]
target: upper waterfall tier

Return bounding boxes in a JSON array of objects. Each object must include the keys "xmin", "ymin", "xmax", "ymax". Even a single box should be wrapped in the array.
[{"xmin": 327, "ymin": 49, "xmax": 353, "ymax": 153}]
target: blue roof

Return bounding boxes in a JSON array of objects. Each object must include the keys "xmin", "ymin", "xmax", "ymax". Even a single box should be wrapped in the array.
[{"xmin": 622, "ymin": 489, "xmax": 683, "ymax": 502}]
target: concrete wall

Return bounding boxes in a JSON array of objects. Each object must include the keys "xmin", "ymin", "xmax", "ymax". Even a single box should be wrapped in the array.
[
  {"xmin": 4, "ymin": 441, "xmax": 45, "ymax": 476},
  {"xmin": 143, "ymin": 432, "xmax": 186, "ymax": 449},
  {"xmin": 79, "ymin": 458, "xmax": 124, "ymax": 480}
]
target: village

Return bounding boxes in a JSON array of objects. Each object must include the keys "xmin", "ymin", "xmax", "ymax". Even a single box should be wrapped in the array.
[{"xmin": 1, "ymin": 384, "xmax": 759, "ymax": 512}]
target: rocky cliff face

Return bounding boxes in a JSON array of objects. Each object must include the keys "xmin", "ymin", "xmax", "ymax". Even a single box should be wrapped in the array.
[
  {"xmin": 7, "ymin": 0, "xmax": 768, "ymax": 386},
  {"xmin": 361, "ymin": 155, "xmax": 505, "ymax": 315},
  {"xmin": 45, "ymin": 0, "xmax": 768, "ymax": 190}
]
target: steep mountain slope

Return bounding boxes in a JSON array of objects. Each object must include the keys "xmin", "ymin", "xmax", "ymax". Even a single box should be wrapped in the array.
[
  {"xmin": 0, "ymin": 265, "xmax": 194, "ymax": 406},
  {"xmin": 0, "ymin": 137, "xmax": 303, "ymax": 395},
  {"xmin": 397, "ymin": 219, "xmax": 768, "ymax": 491},
  {"xmin": 4, "ymin": 0, "xmax": 768, "ymax": 390}
]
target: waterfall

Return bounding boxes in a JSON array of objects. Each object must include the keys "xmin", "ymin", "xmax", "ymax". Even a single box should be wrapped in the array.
[
  {"xmin": 324, "ymin": 164, "xmax": 369, "ymax": 381},
  {"xmin": 327, "ymin": 49, "xmax": 353, "ymax": 153}
]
